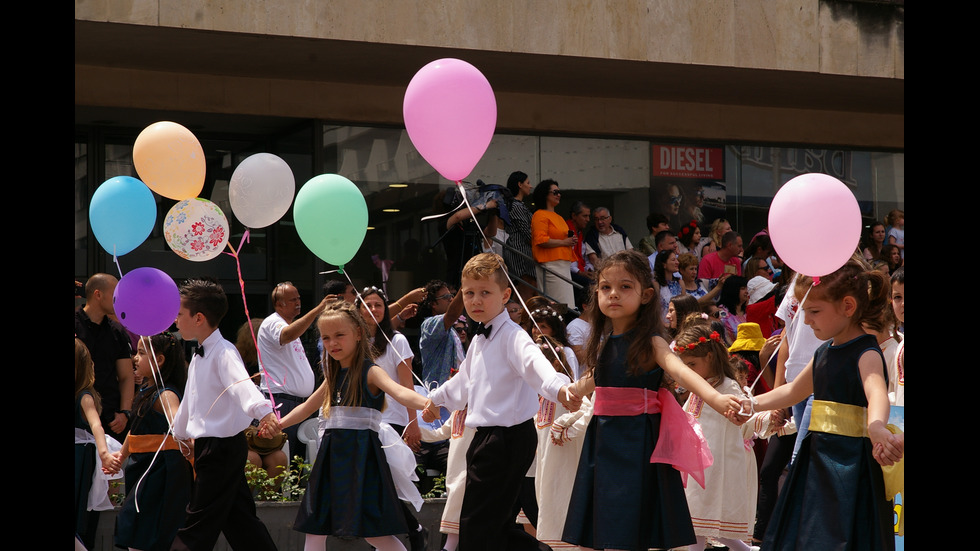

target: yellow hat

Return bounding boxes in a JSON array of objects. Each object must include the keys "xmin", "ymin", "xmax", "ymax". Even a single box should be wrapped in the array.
[{"xmin": 729, "ymin": 322, "xmax": 766, "ymax": 353}]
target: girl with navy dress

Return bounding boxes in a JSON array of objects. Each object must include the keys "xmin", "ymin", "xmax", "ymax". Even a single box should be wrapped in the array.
[
  {"xmin": 272, "ymin": 301, "xmax": 430, "ymax": 551},
  {"xmin": 743, "ymin": 260, "xmax": 904, "ymax": 550},
  {"xmin": 110, "ymin": 332, "xmax": 191, "ymax": 551},
  {"xmin": 561, "ymin": 250, "xmax": 743, "ymax": 551},
  {"xmin": 75, "ymin": 338, "xmax": 122, "ymax": 548}
]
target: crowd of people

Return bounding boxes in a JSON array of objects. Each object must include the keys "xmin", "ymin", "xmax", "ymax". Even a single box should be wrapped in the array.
[{"xmin": 74, "ymin": 178, "xmax": 904, "ymax": 551}]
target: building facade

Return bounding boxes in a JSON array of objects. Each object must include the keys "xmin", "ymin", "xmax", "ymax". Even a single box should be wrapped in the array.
[{"xmin": 75, "ymin": 0, "xmax": 904, "ymax": 333}]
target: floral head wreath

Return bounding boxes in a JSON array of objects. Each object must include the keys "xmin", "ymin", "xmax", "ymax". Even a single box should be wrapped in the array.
[
  {"xmin": 673, "ymin": 330, "xmax": 722, "ymax": 353},
  {"xmin": 679, "ymin": 220, "xmax": 698, "ymax": 237},
  {"xmin": 531, "ymin": 307, "xmax": 562, "ymax": 323}
]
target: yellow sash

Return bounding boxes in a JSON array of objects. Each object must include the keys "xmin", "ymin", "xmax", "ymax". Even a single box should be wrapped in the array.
[{"xmin": 810, "ymin": 399, "xmax": 904, "ymax": 535}]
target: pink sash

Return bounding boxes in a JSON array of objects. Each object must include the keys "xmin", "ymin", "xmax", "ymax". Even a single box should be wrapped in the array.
[{"xmin": 594, "ymin": 386, "xmax": 713, "ymax": 488}]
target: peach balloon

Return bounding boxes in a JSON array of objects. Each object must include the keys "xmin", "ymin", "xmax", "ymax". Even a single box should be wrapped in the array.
[{"xmin": 133, "ymin": 121, "xmax": 206, "ymax": 200}]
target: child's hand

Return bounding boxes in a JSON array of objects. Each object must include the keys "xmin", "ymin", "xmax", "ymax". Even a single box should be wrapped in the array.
[
  {"xmin": 549, "ymin": 422, "xmax": 568, "ymax": 446},
  {"xmin": 872, "ymin": 431, "xmax": 904, "ymax": 466},
  {"xmin": 421, "ymin": 400, "xmax": 439, "ymax": 423},
  {"xmin": 559, "ymin": 386, "xmax": 582, "ymax": 412},
  {"xmin": 258, "ymin": 413, "xmax": 281, "ymax": 438},
  {"xmin": 100, "ymin": 450, "xmax": 122, "ymax": 474},
  {"xmin": 179, "ymin": 439, "xmax": 195, "ymax": 460}
]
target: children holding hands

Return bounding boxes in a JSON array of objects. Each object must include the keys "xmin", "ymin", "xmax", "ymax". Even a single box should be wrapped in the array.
[
  {"xmin": 740, "ymin": 261, "xmax": 904, "ymax": 550},
  {"xmin": 169, "ymin": 278, "xmax": 280, "ymax": 551},
  {"xmin": 420, "ymin": 253, "xmax": 581, "ymax": 551}
]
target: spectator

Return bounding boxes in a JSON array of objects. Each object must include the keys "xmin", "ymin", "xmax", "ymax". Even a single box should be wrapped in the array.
[
  {"xmin": 583, "ymin": 206, "xmax": 632, "ymax": 268},
  {"xmin": 635, "ymin": 213, "xmax": 671, "ymax": 256},
  {"xmin": 698, "ymin": 231, "xmax": 743, "ymax": 279},
  {"xmin": 531, "ymin": 179, "xmax": 577, "ymax": 310}
]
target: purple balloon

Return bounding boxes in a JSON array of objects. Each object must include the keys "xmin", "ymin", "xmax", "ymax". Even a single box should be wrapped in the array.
[{"xmin": 114, "ymin": 267, "xmax": 180, "ymax": 336}]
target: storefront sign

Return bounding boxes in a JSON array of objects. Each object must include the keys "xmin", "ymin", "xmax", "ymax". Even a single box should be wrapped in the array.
[{"xmin": 653, "ymin": 145, "xmax": 724, "ymax": 179}]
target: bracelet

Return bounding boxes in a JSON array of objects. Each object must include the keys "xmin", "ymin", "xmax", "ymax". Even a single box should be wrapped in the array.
[{"xmin": 396, "ymin": 312, "xmax": 405, "ymax": 321}]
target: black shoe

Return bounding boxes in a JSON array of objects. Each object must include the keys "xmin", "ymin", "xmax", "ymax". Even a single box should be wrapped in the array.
[{"xmin": 408, "ymin": 525, "xmax": 428, "ymax": 551}]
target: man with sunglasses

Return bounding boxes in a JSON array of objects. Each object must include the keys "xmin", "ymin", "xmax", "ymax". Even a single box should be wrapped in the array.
[
  {"xmin": 419, "ymin": 280, "xmax": 466, "ymax": 388},
  {"xmin": 583, "ymin": 206, "xmax": 633, "ymax": 268}
]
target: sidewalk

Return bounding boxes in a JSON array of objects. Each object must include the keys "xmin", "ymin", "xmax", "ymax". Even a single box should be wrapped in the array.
[{"xmin": 88, "ymin": 498, "xmax": 448, "ymax": 550}]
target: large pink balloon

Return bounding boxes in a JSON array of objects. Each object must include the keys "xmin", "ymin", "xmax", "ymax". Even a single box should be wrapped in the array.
[
  {"xmin": 403, "ymin": 58, "xmax": 497, "ymax": 182},
  {"xmin": 768, "ymin": 173, "xmax": 862, "ymax": 277}
]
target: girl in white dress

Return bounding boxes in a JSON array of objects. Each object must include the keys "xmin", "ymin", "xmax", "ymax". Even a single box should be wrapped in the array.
[{"xmin": 674, "ymin": 322, "xmax": 771, "ymax": 551}]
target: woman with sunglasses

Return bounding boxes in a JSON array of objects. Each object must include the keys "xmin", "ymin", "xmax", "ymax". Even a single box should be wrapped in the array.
[{"xmin": 531, "ymin": 179, "xmax": 577, "ymax": 310}]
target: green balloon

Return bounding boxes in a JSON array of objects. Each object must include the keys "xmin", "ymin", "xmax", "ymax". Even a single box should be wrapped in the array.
[{"xmin": 294, "ymin": 174, "xmax": 368, "ymax": 266}]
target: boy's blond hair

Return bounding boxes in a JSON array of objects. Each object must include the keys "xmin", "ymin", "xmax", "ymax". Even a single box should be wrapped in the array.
[{"xmin": 461, "ymin": 252, "xmax": 510, "ymax": 289}]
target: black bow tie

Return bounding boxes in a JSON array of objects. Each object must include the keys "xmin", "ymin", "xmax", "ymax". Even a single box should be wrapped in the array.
[
  {"xmin": 194, "ymin": 345, "xmax": 205, "ymax": 357},
  {"xmin": 473, "ymin": 323, "xmax": 492, "ymax": 338}
]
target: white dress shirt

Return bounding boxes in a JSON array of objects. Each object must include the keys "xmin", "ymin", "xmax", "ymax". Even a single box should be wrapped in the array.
[
  {"xmin": 428, "ymin": 309, "xmax": 566, "ymax": 428},
  {"xmin": 374, "ymin": 332, "xmax": 415, "ymax": 426},
  {"xmin": 257, "ymin": 312, "xmax": 316, "ymax": 397},
  {"xmin": 173, "ymin": 330, "xmax": 275, "ymax": 439}
]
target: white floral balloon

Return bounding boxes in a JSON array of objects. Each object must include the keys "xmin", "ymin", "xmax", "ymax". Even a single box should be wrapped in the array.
[{"xmin": 164, "ymin": 198, "xmax": 230, "ymax": 261}]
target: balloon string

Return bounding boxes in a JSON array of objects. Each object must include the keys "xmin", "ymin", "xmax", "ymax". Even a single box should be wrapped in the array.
[
  {"xmin": 447, "ymin": 180, "xmax": 574, "ymax": 382},
  {"xmin": 226, "ymin": 237, "xmax": 283, "ymax": 421},
  {"xmin": 112, "ymin": 252, "xmax": 123, "ymax": 280},
  {"xmin": 341, "ymin": 270, "xmax": 424, "ymax": 437},
  {"xmin": 131, "ymin": 336, "xmax": 186, "ymax": 513}
]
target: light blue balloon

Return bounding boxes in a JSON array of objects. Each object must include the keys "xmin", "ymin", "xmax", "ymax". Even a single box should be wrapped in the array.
[{"xmin": 90, "ymin": 176, "xmax": 157, "ymax": 256}]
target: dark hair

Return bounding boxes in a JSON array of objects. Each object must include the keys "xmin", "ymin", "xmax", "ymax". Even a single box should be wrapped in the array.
[
  {"xmin": 669, "ymin": 294, "xmax": 702, "ymax": 336},
  {"xmin": 744, "ymin": 233, "xmax": 773, "ymax": 259},
  {"xmin": 652, "ymin": 250, "xmax": 675, "ymax": 287},
  {"xmin": 322, "ymin": 279, "xmax": 349, "ymax": 296},
  {"xmin": 536, "ymin": 334, "xmax": 572, "ymax": 378},
  {"xmin": 571, "ymin": 201, "xmax": 590, "ymax": 216},
  {"xmin": 356, "ymin": 286, "xmax": 394, "ymax": 357},
  {"xmin": 530, "ymin": 306, "xmax": 569, "ymax": 346},
  {"xmin": 532, "ymin": 179, "xmax": 559, "ymax": 210},
  {"xmin": 718, "ymin": 275, "xmax": 749, "ymax": 315},
  {"xmin": 506, "ymin": 171, "xmax": 529, "ymax": 197},
  {"xmin": 797, "ymin": 260, "xmax": 892, "ymax": 329},
  {"xmin": 674, "ymin": 323, "xmax": 740, "ymax": 385},
  {"xmin": 584, "ymin": 250, "xmax": 665, "ymax": 377},
  {"xmin": 863, "ymin": 222, "xmax": 886, "ymax": 260},
  {"xmin": 132, "ymin": 332, "xmax": 188, "ymax": 430},
  {"xmin": 318, "ymin": 301, "xmax": 373, "ymax": 415},
  {"xmin": 677, "ymin": 220, "xmax": 700, "ymax": 248},
  {"xmin": 879, "ymin": 244, "xmax": 903, "ymax": 273},
  {"xmin": 720, "ymin": 231, "xmax": 740, "ymax": 248},
  {"xmin": 422, "ymin": 279, "xmax": 450, "ymax": 309},
  {"xmin": 180, "ymin": 278, "xmax": 228, "ymax": 328},
  {"xmin": 654, "ymin": 230, "xmax": 676, "ymax": 251},
  {"xmin": 646, "ymin": 213, "xmax": 670, "ymax": 232}
]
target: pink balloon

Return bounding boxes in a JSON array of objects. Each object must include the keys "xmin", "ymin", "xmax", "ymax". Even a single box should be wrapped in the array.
[
  {"xmin": 768, "ymin": 173, "xmax": 862, "ymax": 277},
  {"xmin": 403, "ymin": 58, "xmax": 497, "ymax": 182}
]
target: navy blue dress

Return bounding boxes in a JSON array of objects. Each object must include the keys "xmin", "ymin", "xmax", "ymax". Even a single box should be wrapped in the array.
[
  {"xmin": 563, "ymin": 331, "xmax": 696, "ymax": 550},
  {"xmin": 114, "ymin": 386, "xmax": 192, "ymax": 551},
  {"xmin": 764, "ymin": 333, "xmax": 894, "ymax": 550},
  {"xmin": 294, "ymin": 360, "xmax": 408, "ymax": 537},
  {"xmin": 74, "ymin": 391, "xmax": 97, "ymax": 539}
]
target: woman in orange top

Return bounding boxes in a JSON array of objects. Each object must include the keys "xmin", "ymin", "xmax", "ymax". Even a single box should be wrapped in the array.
[{"xmin": 531, "ymin": 179, "xmax": 577, "ymax": 310}]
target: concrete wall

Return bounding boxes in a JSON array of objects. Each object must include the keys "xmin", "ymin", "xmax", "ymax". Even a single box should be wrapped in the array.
[{"xmin": 75, "ymin": 0, "xmax": 904, "ymax": 149}]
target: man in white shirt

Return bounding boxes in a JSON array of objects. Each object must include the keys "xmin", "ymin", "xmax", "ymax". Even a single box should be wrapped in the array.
[
  {"xmin": 583, "ymin": 206, "xmax": 633, "ymax": 268},
  {"xmin": 258, "ymin": 282, "xmax": 333, "ymax": 457}
]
